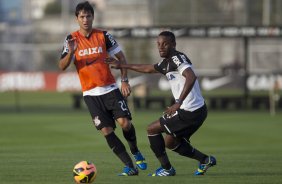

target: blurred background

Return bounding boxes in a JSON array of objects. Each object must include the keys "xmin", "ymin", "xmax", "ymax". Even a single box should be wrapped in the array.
[{"xmin": 0, "ymin": 0, "xmax": 281, "ymax": 113}]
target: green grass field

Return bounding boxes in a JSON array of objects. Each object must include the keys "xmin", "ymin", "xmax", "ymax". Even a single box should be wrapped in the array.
[{"xmin": 1, "ymin": 92, "xmax": 282, "ymax": 183}]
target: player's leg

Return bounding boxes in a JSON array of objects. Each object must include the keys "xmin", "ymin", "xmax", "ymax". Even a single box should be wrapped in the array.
[
  {"xmin": 117, "ymin": 118, "xmax": 138, "ymax": 153},
  {"xmin": 117, "ymin": 117, "xmax": 147, "ymax": 170},
  {"xmin": 167, "ymin": 135, "xmax": 216, "ymax": 175},
  {"xmin": 167, "ymin": 104, "xmax": 216, "ymax": 175},
  {"xmin": 165, "ymin": 135, "xmax": 207, "ymax": 163},
  {"xmin": 109, "ymin": 89, "xmax": 146, "ymax": 170},
  {"xmin": 147, "ymin": 120, "xmax": 176, "ymax": 176},
  {"xmin": 165, "ymin": 135, "xmax": 216, "ymax": 176},
  {"xmin": 188, "ymin": 105, "xmax": 216, "ymax": 175},
  {"xmin": 101, "ymin": 127, "xmax": 138, "ymax": 176},
  {"xmin": 84, "ymin": 95, "xmax": 138, "ymax": 176}
]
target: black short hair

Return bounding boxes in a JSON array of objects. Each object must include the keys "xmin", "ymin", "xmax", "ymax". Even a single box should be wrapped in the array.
[
  {"xmin": 75, "ymin": 1, "xmax": 94, "ymax": 17},
  {"xmin": 159, "ymin": 31, "xmax": 176, "ymax": 43}
]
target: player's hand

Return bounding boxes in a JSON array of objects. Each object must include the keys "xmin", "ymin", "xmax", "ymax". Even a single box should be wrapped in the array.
[
  {"xmin": 67, "ymin": 37, "xmax": 77, "ymax": 53},
  {"xmin": 105, "ymin": 57, "xmax": 121, "ymax": 69},
  {"xmin": 121, "ymin": 82, "xmax": 131, "ymax": 98},
  {"xmin": 164, "ymin": 103, "xmax": 181, "ymax": 117}
]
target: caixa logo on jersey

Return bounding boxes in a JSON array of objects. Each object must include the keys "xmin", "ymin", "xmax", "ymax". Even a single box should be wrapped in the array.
[{"xmin": 78, "ymin": 47, "xmax": 103, "ymax": 56}]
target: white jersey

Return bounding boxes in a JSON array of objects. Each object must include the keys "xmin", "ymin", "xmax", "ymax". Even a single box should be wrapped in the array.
[{"xmin": 154, "ymin": 51, "xmax": 205, "ymax": 112}]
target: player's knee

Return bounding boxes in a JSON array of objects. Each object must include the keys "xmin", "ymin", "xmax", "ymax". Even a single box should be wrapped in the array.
[
  {"xmin": 165, "ymin": 142, "xmax": 179, "ymax": 150},
  {"xmin": 147, "ymin": 121, "xmax": 162, "ymax": 135},
  {"xmin": 100, "ymin": 127, "xmax": 114, "ymax": 136},
  {"xmin": 164, "ymin": 135, "xmax": 180, "ymax": 150},
  {"xmin": 117, "ymin": 118, "xmax": 131, "ymax": 131},
  {"xmin": 147, "ymin": 124, "xmax": 156, "ymax": 135}
]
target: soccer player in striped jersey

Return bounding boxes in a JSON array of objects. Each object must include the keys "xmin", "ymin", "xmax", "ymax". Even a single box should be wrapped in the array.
[
  {"xmin": 106, "ymin": 31, "xmax": 216, "ymax": 176},
  {"xmin": 58, "ymin": 1, "xmax": 146, "ymax": 176}
]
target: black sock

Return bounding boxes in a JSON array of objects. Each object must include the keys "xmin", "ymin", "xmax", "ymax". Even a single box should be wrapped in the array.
[
  {"xmin": 173, "ymin": 139, "xmax": 207, "ymax": 163},
  {"xmin": 105, "ymin": 132, "xmax": 134, "ymax": 168},
  {"xmin": 148, "ymin": 134, "xmax": 171, "ymax": 169},
  {"xmin": 122, "ymin": 124, "xmax": 139, "ymax": 154},
  {"xmin": 193, "ymin": 149, "xmax": 208, "ymax": 164},
  {"xmin": 157, "ymin": 155, "xmax": 172, "ymax": 170}
]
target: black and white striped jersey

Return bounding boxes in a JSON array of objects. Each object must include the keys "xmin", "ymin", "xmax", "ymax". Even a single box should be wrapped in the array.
[{"xmin": 154, "ymin": 51, "xmax": 205, "ymax": 111}]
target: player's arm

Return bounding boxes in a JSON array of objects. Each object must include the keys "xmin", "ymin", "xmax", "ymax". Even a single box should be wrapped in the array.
[
  {"xmin": 114, "ymin": 51, "xmax": 132, "ymax": 97},
  {"xmin": 164, "ymin": 67, "xmax": 196, "ymax": 116},
  {"xmin": 104, "ymin": 31, "xmax": 133, "ymax": 97},
  {"xmin": 58, "ymin": 36, "xmax": 77, "ymax": 70},
  {"xmin": 177, "ymin": 67, "xmax": 196, "ymax": 103},
  {"xmin": 105, "ymin": 57, "xmax": 157, "ymax": 73},
  {"xmin": 58, "ymin": 51, "xmax": 73, "ymax": 70},
  {"xmin": 114, "ymin": 51, "xmax": 129, "ymax": 81}
]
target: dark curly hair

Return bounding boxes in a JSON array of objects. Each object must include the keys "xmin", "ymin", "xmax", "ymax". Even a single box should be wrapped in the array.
[
  {"xmin": 75, "ymin": 1, "xmax": 94, "ymax": 17},
  {"xmin": 159, "ymin": 31, "xmax": 176, "ymax": 43}
]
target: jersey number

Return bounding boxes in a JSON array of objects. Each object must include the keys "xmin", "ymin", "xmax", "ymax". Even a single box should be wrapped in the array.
[{"xmin": 118, "ymin": 100, "xmax": 128, "ymax": 111}]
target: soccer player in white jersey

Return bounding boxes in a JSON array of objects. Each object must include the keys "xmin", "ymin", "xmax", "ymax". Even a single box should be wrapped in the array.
[{"xmin": 105, "ymin": 31, "xmax": 216, "ymax": 176}]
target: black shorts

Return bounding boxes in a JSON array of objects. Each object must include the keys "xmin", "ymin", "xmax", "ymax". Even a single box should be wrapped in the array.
[
  {"xmin": 160, "ymin": 104, "xmax": 207, "ymax": 139},
  {"xmin": 83, "ymin": 89, "xmax": 132, "ymax": 130}
]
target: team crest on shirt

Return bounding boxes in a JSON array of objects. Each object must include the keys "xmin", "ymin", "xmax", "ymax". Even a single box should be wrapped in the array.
[{"xmin": 93, "ymin": 116, "xmax": 101, "ymax": 127}]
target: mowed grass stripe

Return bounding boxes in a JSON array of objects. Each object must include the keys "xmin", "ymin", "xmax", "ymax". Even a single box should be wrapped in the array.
[{"xmin": 0, "ymin": 110, "xmax": 282, "ymax": 183}]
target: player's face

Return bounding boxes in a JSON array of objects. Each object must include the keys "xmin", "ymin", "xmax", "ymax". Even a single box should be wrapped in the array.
[
  {"xmin": 76, "ymin": 10, "xmax": 93, "ymax": 31},
  {"xmin": 157, "ymin": 36, "xmax": 175, "ymax": 58}
]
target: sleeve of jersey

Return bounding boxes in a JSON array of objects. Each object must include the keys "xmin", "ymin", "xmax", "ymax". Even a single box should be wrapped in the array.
[
  {"xmin": 60, "ymin": 34, "xmax": 72, "ymax": 59},
  {"xmin": 175, "ymin": 55, "xmax": 192, "ymax": 75},
  {"xmin": 153, "ymin": 61, "xmax": 165, "ymax": 74},
  {"xmin": 178, "ymin": 63, "xmax": 191, "ymax": 75},
  {"xmin": 103, "ymin": 31, "xmax": 121, "ymax": 57}
]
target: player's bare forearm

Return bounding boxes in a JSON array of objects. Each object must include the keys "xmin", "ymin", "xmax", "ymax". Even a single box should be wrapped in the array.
[
  {"xmin": 59, "ymin": 37, "xmax": 77, "ymax": 71},
  {"xmin": 178, "ymin": 68, "xmax": 196, "ymax": 102},
  {"xmin": 114, "ymin": 51, "xmax": 128, "ymax": 78},
  {"xmin": 120, "ymin": 64, "xmax": 157, "ymax": 73},
  {"xmin": 58, "ymin": 52, "xmax": 73, "ymax": 70},
  {"xmin": 105, "ymin": 57, "xmax": 157, "ymax": 73},
  {"xmin": 117, "ymin": 55, "xmax": 128, "ymax": 78},
  {"xmin": 113, "ymin": 51, "xmax": 132, "ymax": 97}
]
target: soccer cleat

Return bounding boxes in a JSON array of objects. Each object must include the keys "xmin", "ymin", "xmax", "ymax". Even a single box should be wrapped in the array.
[
  {"xmin": 118, "ymin": 166, "xmax": 138, "ymax": 176},
  {"xmin": 195, "ymin": 156, "xmax": 217, "ymax": 175},
  {"xmin": 133, "ymin": 152, "xmax": 147, "ymax": 170},
  {"xmin": 148, "ymin": 166, "xmax": 176, "ymax": 176}
]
